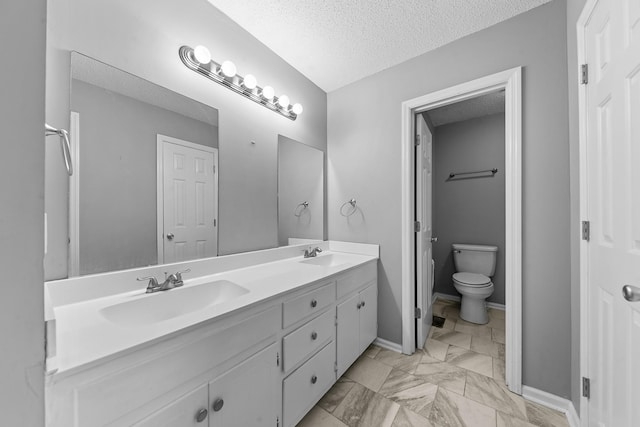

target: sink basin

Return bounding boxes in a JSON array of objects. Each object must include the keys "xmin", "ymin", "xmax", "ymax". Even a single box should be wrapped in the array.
[
  {"xmin": 299, "ymin": 254, "xmax": 351, "ymax": 268},
  {"xmin": 100, "ymin": 280, "xmax": 249, "ymax": 325}
]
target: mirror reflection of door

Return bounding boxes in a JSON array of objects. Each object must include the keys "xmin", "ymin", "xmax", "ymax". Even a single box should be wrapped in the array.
[{"xmin": 158, "ymin": 134, "xmax": 218, "ymax": 263}]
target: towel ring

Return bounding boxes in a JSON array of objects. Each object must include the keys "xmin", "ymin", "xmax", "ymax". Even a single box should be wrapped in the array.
[
  {"xmin": 340, "ymin": 198, "xmax": 357, "ymax": 217},
  {"xmin": 294, "ymin": 201, "xmax": 309, "ymax": 217}
]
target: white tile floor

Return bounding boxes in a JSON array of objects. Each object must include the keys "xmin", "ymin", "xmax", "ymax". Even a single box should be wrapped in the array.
[{"xmin": 297, "ymin": 299, "xmax": 569, "ymax": 427}]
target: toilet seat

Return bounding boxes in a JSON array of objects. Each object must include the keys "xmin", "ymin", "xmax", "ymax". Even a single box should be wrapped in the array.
[{"xmin": 453, "ymin": 272, "xmax": 491, "ymax": 287}]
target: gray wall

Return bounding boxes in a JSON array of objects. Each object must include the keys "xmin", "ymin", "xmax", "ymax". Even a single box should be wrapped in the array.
[
  {"xmin": 277, "ymin": 136, "xmax": 324, "ymax": 245},
  {"xmin": 45, "ymin": 0, "xmax": 327, "ymax": 280},
  {"xmin": 72, "ymin": 80, "xmax": 218, "ymax": 275},
  {"xmin": 0, "ymin": 0, "xmax": 45, "ymax": 425},
  {"xmin": 328, "ymin": 0, "xmax": 572, "ymax": 399},
  {"xmin": 567, "ymin": 0, "xmax": 588, "ymax": 414},
  {"xmin": 432, "ymin": 114, "xmax": 506, "ymax": 305}
]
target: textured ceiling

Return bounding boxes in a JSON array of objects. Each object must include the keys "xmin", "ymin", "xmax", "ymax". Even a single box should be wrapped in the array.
[
  {"xmin": 427, "ymin": 90, "xmax": 505, "ymax": 127},
  {"xmin": 207, "ymin": 0, "xmax": 552, "ymax": 92}
]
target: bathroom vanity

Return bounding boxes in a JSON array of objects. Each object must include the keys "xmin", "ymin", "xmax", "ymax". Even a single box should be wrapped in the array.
[{"xmin": 45, "ymin": 241, "xmax": 378, "ymax": 427}]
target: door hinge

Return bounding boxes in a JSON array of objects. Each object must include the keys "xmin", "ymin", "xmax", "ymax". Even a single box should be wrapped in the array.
[
  {"xmin": 582, "ymin": 377, "xmax": 590, "ymax": 399},
  {"xmin": 335, "ymin": 316, "xmax": 338, "ymax": 326},
  {"xmin": 276, "ymin": 416, "xmax": 279, "ymax": 427},
  {"xmin": 414, "ymin": 307, "xmax": 422, "ymax": 319},
  {"xmin": 415, "ymin": 134, "xmax": 421, "ymax": 146},
  {"xmin": 213, "ymin": 218, "xmax": 217, "ymax": 227},
  {"xmin": 582, "ymin": 220, "xmax": 590, "ymax": 241},
  {"xmin": 334, "ymin": 361, "xmax": 338, "ymax": 373},
  {"xmin": 213, "ymin": 164, "xmax": 216, "ymax": 174},
  {"xmin": 581, "ymin": 64, "xmax": 589, "ymax": 84},
  {"xmin": 414, "ymin": 221, "xmax": 421, "ymax": 232},
  {"xmin": 276, "ymin": 352, "xmax": 280, "ymax": 367}
]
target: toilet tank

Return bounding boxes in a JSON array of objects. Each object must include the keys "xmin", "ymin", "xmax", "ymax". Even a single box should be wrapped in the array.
[{"xmin": 452, "ymin": 243, "xmax": 498, "ymax": 276}]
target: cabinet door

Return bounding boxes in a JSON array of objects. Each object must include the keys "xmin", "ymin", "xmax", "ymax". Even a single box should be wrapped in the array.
[
  {"xmin": 359, "ymin": 284, "xmax": 378, "ymax": 354},
  {"xmin": 208, "ymin": 343, "xmax": 278, "ymax": 427},
  {"xmin": 133, "ymin": 384, "xmax": 209, "ymax": 427},
  {"xmin": 336, "ymin": 293, "xmax": 360, "ymax": 377}
]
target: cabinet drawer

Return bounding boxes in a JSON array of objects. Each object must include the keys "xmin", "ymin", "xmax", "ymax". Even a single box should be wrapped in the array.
[
  {"xmin": 283, "ymin": 341, "xmax": 336, "ymax": 427},
  {"xmin": 283, "ymin": 282, "xmax": 335, "ymax": 328},
  {"xmin": 336, "ymin": 261, "xmax": 377, "ymax": 299},
  {"xmin": 283, "ymin": 309, "xmax": 334, "ymax": 372}
]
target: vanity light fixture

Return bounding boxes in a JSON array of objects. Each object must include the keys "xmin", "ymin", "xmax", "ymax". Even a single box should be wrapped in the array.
[{"xmin": 179, "ymin": 45, "xmax": 302, "ymax": 121}]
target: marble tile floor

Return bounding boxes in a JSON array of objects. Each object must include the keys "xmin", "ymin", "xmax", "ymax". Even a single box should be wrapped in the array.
[{"xmin": 297, "ymin": 299, "xmax": 569, "ymax": 427}]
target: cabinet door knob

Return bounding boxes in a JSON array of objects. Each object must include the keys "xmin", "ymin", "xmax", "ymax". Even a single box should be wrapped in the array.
[
  {"xmin": 311, "ymin": 331, "xmax": 318, "ymax": 340},
  {"xmin": 357, "ymin": 302, "xmax": 361, "ymax": 309},
  {"xmin": 310, "ymin": 299, "xmax": 317, "ymax": 308},
  {"xmin": 361, "ymin": 301, "xmax": 366, "ymax": 308},
  {"xmin": 311, "ymin": 375, "xmax": 318, "ymax": 384},
  {"xmin": 195, "ymin": 408, "xmax": 208, "ymax": 423},
  {"xmin": 212, "ymin": 398, "xmax": 224, "ymax": 412}
]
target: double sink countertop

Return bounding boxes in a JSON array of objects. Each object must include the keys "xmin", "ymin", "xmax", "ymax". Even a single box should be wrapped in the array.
[{"xmin": 45, "ymin": 241, "xmax": 378, "ymax": 377}]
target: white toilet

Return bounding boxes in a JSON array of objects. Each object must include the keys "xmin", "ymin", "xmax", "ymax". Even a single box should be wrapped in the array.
[{"xmin": 452, "ymin": 243, "xmax": 498, "ymax": 324}]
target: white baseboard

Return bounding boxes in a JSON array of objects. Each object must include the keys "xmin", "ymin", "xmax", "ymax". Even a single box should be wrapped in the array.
[
  {"xmin": 433, "ymin": 292, "xmax": 506, "ymax": 311},
  {"xmin": 373, "ymin": 337, "xmax": 402, "ymax": 353},
  {"xmin": 521, "ymin": 386, "xmax": 580, "ymax": 427}
]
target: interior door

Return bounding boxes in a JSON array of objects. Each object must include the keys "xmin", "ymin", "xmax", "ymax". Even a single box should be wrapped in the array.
[
  {"xmin": 415, "ymin": 113, "xmax": 434, "ymax": 349},
  {"xmin": 583, "ymin": 0, "xmax": 640, "ymax": 425},
  {"xmin": 161, "ymin": 135, "xmax": 218, "ymax": 263}
]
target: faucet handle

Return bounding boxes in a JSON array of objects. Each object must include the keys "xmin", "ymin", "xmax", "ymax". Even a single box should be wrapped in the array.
[
  {"xmin": 137, "ymin": 276, "xmax": 158, "ymax": 290},
  {"xmin": 314, "ymin": 247, "xmax": 323, "ymax": 253},
  {"xmin": 175, "ymin": 268, "xmax": 191, "ymax": 282}
]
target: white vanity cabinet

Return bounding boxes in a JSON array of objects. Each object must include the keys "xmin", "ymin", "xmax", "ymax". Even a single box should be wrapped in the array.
[{"xmin": 46, "ymin": 253, "xmax": 379, "ymax": 427}]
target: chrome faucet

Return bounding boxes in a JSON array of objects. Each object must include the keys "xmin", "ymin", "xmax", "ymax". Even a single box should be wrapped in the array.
[
  {"xmin": 137, "ymin": 269, "xmax": 191, "ymax": 293},
  {"xmin": 303, "ymin": 247, "xmax": 323, "ymax": 258}
]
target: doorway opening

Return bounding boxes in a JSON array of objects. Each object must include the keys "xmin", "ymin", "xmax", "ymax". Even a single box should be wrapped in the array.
[{"xmin": 400, "ymin": 67, "xmax": 522, "ymax": 394}]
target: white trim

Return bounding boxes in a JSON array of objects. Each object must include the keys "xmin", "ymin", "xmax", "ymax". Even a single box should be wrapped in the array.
[
  {"xmin": 433, "ymin": 292, "xmax": 506, "ymax": 311},
  {"xmin": 400, "ymin": 67, "xmax": 522, "ymax": 394},
  {"xmin": 373, "ymin": 337, "xmax": 403, "ymax": 353},
  {"xmin": 69, "ymin": 112, "xmax": 81, "ymax": 277},
  {"xmin": 156, "ymin": 134, "xmax": 219, "ymax": 264},
  {"xmin": 577, "ymin": 1, "xmax": 598, "ymax": 425},
  {"xmin": 521, "ymin": 386, "xmax": 580, "ymax": 427}
]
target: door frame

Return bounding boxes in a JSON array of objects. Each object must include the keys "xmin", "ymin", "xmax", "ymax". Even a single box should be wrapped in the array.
[
  {"xmin": 577, "ymin": 0, "xmax": 601, "ymax": 423},
  {"xmin": 400, "ymin": 67, "xmax": 523, "ymax": 394},
  {"xmin": 156, "ymin": 134, "xmax": 219, "ymax": 264}
]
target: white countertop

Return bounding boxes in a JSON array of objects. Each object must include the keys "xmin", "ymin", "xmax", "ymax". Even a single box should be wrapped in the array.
[{"xmin": 48, "ymin": 248, "xmax": 377, "ymax": 376}]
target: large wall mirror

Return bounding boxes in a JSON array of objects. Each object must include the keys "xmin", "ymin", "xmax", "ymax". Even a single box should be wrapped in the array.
[
  {"xmin": 63, "ymin": 52, "xmax": 324, "ymax": 277},
  {"xmin": 277, "ymin": 135, "xmax": 324, "ymax": 246}
]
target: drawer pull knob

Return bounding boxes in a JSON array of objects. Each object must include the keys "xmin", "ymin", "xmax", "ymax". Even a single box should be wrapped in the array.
[
  {"xmin": 357, "ymin": 302, "xmax": 361, "ymax": 309},
  {"xmin": 311, "ymin": 375, "xmax": 318, "ymax": 384},
  {"xmin": 195, "ymin": 408, "xmax": 208, "ymax": 423},
  {"xmin": 310, "ymin": 299, "xmax": 318, "ymax": 308},
  {"xmin": 361, "ymin": 301, "xmax": 366, "ymax": 308},
  {"xmin": 212, "ymin": 398, "xmax": 224, "ymax": 412},
  {"xmin": 311, "ymin": 331, "xmax": 318, "ymax": 340}
]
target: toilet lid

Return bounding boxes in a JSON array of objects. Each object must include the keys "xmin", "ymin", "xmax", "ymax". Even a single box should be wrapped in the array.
[{"xmin": 453, "ymin": 272, "xmax": 491, "ymax": 286}]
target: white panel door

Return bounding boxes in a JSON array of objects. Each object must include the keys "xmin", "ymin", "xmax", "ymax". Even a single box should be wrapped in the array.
[
  {"xmin": 161, "ymin": 136, "xmax": 217, "ymax": 263},
  {"xmin": 134, "ymin": 385, "xmax": 208, "ymax": 427},
  {"xmin": 337, "ymin": 293, "xmax": 360, "ymax": 377},
  {"xmin": 359, "ymin": 284, "xmax": 378, "ymax": 354},
  {"xmin": 415, "ymin": 114, "xmax": 434, "ymax": 349},
  {"xmin": 208, "ymin": 343, "xmax": 278, "ymax": 427},
  {"xmin": 583, "ymin": 0, "xmax": 640, "ymax": 425}
]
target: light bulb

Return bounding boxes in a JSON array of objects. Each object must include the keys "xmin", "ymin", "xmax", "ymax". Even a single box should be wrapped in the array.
[
  {"xmin": 243, "ymin": 74, "xmax": 257, "ymax": 90},
  {"xmin": 193, "ymin": 45, "xmax": 211, "ymax": 64},
  {"xmin": 278, "ymin": 95, "xmax": 290, "ymax": 109},
  {"xmin": 292, "ymin": 103, "xmax": 303, "ymax": 115},
  {"xmin": 220, "ymin": 60, "xmax": 237, "ymax": 78},
  {"xmin": 262, "ymin": 85, "xmax": 275, "ymax": 101}
]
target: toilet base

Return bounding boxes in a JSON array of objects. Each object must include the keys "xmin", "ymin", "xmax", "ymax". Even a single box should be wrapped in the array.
[{"xmin": 459, "ymin": 295, "xmax": 489, "ymax": 325}]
